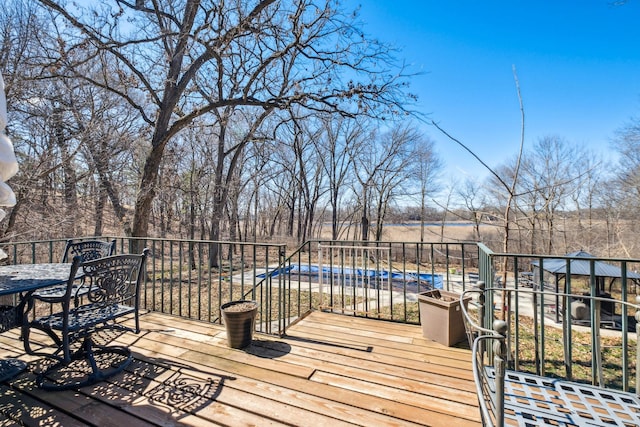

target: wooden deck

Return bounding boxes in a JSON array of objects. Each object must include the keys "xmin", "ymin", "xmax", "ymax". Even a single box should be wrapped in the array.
[{"xmin": 0, "ymin": 311, "xmax": 480, "ymax": 426}]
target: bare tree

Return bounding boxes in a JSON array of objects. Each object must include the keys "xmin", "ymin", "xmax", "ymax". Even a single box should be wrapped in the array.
[
  {"xmin": 351, "ymin": 123, "xmax": 418, "ymax": 241},
  {"xmin": 287, "ymin": 115, "xmax": 326, "ymax": 243},
  {"xmin": 35, "ymin": 0, "xmax": 414, "ymax": 242},
  {"xmin": 456, "ymin": 178, "xmax": 485, "ymax": 242},
  {"xmin": 412, "ymin": 135, "xmax": 442, "ymax": 242},
  {"xmin": 568, "ymin": 154, "xmax": 604, "ymax": 252},
  {"xmin": 0, "ymin": 0, "xmax": 55, "ymax": 238},
  {"xmin": 610, "ymin": 116, "xmax": 640, "ymax": 255},
  {"xmin": 516, "ymin": 136, "xmax": 587, "ymax": 253},
  {"xmin": 316, "ymin": 115, "xmax": 361, "ymax": 240},
  {"xmin": 613, "ymin": 117, "xmax": 640, "ymax": 205}
]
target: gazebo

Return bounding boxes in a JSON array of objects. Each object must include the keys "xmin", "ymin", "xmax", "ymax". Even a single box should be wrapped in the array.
[
  {"xmin": 530, "ymin": 250, "xmax": 640, "ymax": 325},
  {"xmin": 531, "ymin": 250, "xmax": 640, "ymax": 293}
]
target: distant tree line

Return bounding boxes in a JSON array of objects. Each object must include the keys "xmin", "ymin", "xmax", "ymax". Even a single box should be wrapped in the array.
[{"xmin": 447, "ymin": 133, "xmax": 640, "ymax": 258}]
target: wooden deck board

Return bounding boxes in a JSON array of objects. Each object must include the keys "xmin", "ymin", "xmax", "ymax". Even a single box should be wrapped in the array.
[{"xmin": 0, "ymin": 310, "xmax": 480, "ymax": 426}]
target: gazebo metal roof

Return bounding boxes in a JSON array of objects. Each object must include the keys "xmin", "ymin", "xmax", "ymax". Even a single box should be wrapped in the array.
[{"xmin": 531, "ymin": 250, "xmax": 640, "ymax": 279}]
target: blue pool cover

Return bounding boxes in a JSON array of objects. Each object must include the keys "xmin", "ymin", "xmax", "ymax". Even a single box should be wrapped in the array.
[{"xmin": 257, "ymin": 264, "xmax": 443, "ymax": 289}]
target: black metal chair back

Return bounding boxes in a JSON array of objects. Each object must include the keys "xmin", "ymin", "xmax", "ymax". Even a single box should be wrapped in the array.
[
  {"xmin": 79, "ymin": 250, "xmax": 146, "ymax": 330},
  {"xmin": 31, "ymin": 239, "xmax": 117, "ymax": 304},
  {"xmin": 61, "ymin": 239, "xmax": 116, "ymax": 263}
]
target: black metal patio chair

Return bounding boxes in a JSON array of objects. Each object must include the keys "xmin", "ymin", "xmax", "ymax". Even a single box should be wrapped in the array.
[
  {"xmin": 22, "ymin": 249, "xmax": 149, "ymax": 390},
  {"xmin": 30, "ymin": 239, "xmax": 116, "ymax": 307}
]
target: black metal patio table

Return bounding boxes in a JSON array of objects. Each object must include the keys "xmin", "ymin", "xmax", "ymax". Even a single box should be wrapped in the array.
[{"xmin": 0, "ymin": 263, "xmax": 75, "ymax": 381}]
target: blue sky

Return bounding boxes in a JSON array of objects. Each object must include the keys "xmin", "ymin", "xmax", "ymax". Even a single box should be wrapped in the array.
[{"xmin": 357, "ymin": 1, "xmax": 640, "ymax": 182}]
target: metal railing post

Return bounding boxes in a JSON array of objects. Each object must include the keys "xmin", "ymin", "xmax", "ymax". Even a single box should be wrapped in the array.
[
  {"xmin": 636, "ymin": 296, "xmax": 640, "ymax": 396},
  {"xmin": 493, "ymin": 320, "xmax": 508, "ymax": 427}
]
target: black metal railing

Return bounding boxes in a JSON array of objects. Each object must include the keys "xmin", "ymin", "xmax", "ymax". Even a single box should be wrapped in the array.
[
  {"xmin": 3, "ymin": 237, "xmax": 640, "ymax": 388},
  {"xmin": 1, "ymin": 238, "xmax": 481, "ymax": 334},
  {"xmin": 5, "ymin": 235, "xmax": 638, "ymax": 392},
  {"xmin": 278, "ymin": 240, "xmax": 481, "ymax": 324},
  {"xmin": 476, "ymin": 245, "xmax": 640, "ymax": 393},
  {"xmin": 1, "ymin": 237, "xmax": 287, "ymax": 334}
]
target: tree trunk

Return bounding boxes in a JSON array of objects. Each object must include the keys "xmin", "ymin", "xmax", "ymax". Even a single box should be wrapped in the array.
[
  {"xmin": 53, "ymin": 107, "xmax": 78, "ymax": 237},
  {"xmin": 131, "ymin": 0, "xmax": 201, "ymax": 242},
  {"xmin": 93, "ymin": 185, "xmax": 107, "ymax": 236},
  {"xmin": 331, "ymin": 185, "xmax": 341, "ymax": 240}
]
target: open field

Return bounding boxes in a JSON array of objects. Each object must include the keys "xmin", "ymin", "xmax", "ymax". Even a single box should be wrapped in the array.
[
  {"xmin": 314, "ymin": 219, "xmax": 640, "ymax": 261},
  {"xmin": 319, "ymin": 222, "xmax": 500, "ymax": 243},
  {"xmin": 383, "ymin": 222, "xmax": 497, "ymax": 242}
]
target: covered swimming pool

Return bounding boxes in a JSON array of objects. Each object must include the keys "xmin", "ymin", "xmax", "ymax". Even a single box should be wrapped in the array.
[{"xmin": 258, "ymin": 264, "xmax": 443, "ymax": 291}]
